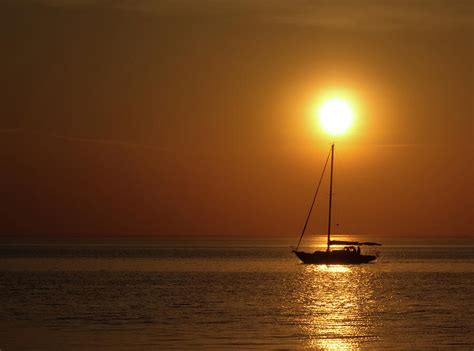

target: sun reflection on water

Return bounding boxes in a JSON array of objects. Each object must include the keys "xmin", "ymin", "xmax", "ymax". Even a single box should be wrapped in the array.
[
  {"xmin": 295, "ymin": 264, "xmax": 377, "ymax": 350},
  {"xmin": 313, "ymin": 265, "xmax": 351, "ymax": 273}
]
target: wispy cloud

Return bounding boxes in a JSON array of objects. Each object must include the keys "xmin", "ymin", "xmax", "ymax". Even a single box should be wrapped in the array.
[
  {"xmin": 264, "ymin": 1, "xmax": 473, "ymax": 31},
  {"xmin": 50, "ymin": 133, "xmax": 168, "ymax": 151},
  {"xmin": 2, "ymin": 128, "xmax": 168, "ymax": 152},
  {"xmin": 0, "ymin": 128, "xmax": 21, "ymax": 133},
  {"xmin": 34, "ymin": 0, "xmax": 473, "ymax": 31}
]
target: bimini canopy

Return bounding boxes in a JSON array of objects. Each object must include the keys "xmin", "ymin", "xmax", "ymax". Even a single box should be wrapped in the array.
[{"xmin": 329, "ymin": 240, "xmax": 382, "ymax": 246}]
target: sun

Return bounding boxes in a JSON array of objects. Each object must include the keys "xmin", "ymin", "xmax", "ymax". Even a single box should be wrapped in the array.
[{"xmin": 318, "ymin": 98, "xmax": 354, "ymax": 136}]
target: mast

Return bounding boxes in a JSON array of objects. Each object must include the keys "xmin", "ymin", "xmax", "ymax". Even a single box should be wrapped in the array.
[{"xmin": 327, "ymin": 143, "xmax": 334, "ymax": 251}]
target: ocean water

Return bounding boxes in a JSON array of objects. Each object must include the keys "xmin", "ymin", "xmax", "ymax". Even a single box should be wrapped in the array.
[{"xmin": 0, "ymin": 244, "xmax": 473, "ymax": 350}]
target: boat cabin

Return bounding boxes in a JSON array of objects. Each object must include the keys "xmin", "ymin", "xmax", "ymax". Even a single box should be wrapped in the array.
[{"xmin": 343, "ymin": 246, "xmax": 361, "ymax": 254}]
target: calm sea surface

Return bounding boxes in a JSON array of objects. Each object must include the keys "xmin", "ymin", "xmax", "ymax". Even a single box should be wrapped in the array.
[{"xmin": 0, "ymin": 244, "xmax": 473, "ymax": 350}]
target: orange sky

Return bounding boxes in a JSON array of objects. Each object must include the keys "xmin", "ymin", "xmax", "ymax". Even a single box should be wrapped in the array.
[{"xmin": 1, "ymin": 0, "xmax": 472, "ymax": 238}]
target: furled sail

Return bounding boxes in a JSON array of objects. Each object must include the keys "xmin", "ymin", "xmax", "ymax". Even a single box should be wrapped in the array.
[
  {"xmin": 329, "ymin": 240, "xmax": 359, "ymax": 246},
  {"xmin": 359, "ymin": 242, "xmax": 383, "ymax": 246},
  {"xmin": 329, "ymin": 240, "xmax": 382, "ymax": 246}
]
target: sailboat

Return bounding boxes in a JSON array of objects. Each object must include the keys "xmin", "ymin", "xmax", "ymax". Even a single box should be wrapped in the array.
[{"xmin": 292, "ymin": 143, "xmax": 382, "ymax": 264}]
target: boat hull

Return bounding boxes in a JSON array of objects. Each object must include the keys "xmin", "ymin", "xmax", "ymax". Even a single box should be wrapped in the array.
[{"xmin": 292, "ymin": 250, "xmax": 376, "ymax": 264}]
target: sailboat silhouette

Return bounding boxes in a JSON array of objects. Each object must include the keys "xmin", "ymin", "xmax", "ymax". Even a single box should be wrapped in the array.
[{"xmin": 292, "ymin": 143, "xmax": 382, "ymax": 264}]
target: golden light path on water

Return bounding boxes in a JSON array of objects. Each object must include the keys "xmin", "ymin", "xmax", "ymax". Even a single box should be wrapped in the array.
[{"xmin": 294, "ymin": 264, "xmax": 380, "ymax": 350}]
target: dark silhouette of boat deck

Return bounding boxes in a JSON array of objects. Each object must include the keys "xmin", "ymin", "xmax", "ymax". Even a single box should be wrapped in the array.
[{"xmin": 293, "ymin": 247, "xmax": 376, "ymax": 264}]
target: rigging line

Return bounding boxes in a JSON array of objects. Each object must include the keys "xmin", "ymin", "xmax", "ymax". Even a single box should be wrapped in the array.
[{"xmin": 295, "ymin": 147, "xmax": 332, "ymax": 250}]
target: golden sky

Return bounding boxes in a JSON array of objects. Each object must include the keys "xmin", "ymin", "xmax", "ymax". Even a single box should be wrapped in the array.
[{"xmin": 1, "ymin": 0, "xmax": 472, "ymax": 238}]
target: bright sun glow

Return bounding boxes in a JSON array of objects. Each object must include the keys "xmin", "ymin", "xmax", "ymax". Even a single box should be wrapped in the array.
[{"xmin": 318, "ymin": 98, "xmax": 354, "ymax": 136}]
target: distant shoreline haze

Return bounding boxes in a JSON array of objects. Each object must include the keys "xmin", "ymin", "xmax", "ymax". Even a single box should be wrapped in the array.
[{"xmin": 0, "ymin": 234, "xmax": 473, "ymax": 247}]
